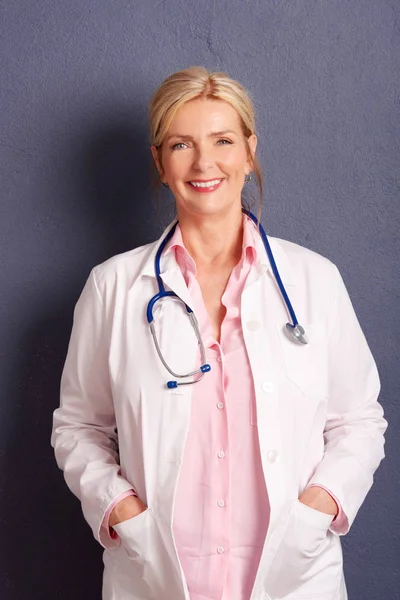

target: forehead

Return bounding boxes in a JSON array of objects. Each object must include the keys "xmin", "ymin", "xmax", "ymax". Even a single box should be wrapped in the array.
[{"xmin": 167, "ymin": 98, "xmax": 242, "ymax": 135}]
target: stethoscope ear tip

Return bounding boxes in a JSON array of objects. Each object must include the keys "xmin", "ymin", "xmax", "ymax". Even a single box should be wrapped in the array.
[
  {"xmin": 167, "ymin": 380, "xmax": 178, "ymax": 389},
  {"xmin": 286, "ymin": 323, "xmax": 309, "ymax": 345}
]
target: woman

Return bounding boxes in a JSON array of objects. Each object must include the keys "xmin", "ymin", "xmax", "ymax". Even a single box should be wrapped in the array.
[{"xmin": 52, "ymin": 67, "xmax": 387, "ymax": 600}]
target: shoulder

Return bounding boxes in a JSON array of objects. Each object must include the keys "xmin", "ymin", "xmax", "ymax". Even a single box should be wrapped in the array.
[
  {"xmin": 90, "ymin": 240, "xmax": 157, "ymax": 293},
  {"xmin": 268, "ymin": 235, "xmax": 339, "ymax": 282},
  {"xmin": 267, "ymin": 236, "xmax": 348, "ymax": 333}
]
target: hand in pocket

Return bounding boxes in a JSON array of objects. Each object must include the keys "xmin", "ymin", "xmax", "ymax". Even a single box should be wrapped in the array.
[
  {"xmin": 110, "ymin": 495, "xmax": 147, "ymax": 528},
  {"xmin": 266, "ymin": 500, "xmax": 337, "ymax": 598}
]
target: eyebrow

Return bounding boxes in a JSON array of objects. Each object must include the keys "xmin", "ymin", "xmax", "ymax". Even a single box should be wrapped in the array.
[{"xmin": 166, "ymin": 129, "xmax": 238, "ymax": 141}]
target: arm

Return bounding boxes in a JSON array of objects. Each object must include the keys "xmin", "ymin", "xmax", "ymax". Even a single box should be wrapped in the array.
[
  {"xmin": 51, "ymin": 269, "xmax": 135, "ymax": 549},
  {"xmin": 306, "ymin": 264, "xmax": 387, "ymax": 534}
]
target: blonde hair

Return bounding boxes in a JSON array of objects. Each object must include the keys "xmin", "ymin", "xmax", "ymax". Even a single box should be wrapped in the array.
[{"xmin": 149, "ymin": 66, "xmax": 263, "ymax": 214}]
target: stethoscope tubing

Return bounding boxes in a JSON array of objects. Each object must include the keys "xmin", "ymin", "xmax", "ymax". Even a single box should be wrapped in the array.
[{"xmin": 243, "ymin": 210, "xmax": 298, "ymax": 327}]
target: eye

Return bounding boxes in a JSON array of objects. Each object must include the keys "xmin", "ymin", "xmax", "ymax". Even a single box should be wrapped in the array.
[
  {"xmin": 217, "ymin": 138, "xmax": 233, "ymax": 145},
  {"xmin": 171, "ymin": 142, "xmax": 188, "ymax": 150}
]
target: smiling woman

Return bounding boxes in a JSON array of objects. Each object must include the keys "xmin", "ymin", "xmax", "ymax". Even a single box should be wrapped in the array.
[
  {"xmin": 52, "ymin": 67, "xmax": 387, "ymax": 600},
  {"xmin": 150, "ymin": 66, "xmax": 263, "ymax": 220},
  {"xmin": 151, "ymin": 98, "xmax": 257, "ymax": 219}
]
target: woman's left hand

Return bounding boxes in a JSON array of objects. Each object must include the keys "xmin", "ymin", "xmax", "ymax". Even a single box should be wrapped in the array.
[{"xmin": 298, "ymin": 486, "xmax": 339, "ymax": 517}]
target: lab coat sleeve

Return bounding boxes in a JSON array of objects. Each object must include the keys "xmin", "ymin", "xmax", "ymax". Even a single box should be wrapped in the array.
[
  {"xmin": 307, "ymin": 263, "xmax": 387, "ymax": 535},
  {"xmin": 51, "ymin": 269, "xmax": 133, "ymax": 549}
]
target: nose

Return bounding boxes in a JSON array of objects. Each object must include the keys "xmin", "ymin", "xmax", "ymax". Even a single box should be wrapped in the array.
[{"xmin": 192, "ymin": 144, "xmax": 214, "ymax": 172}]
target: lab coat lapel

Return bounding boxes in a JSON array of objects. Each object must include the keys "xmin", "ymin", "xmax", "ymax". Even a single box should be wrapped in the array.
[
  {"xmin": 138, "ymin": 219, "xmax": 194, "ymax": 310},
  {"xmin": 242, "ymin": 270, "xmax": 287, "ymax": 510},
  {"xmin": 242, "ymin": 234, "xmax": 298, "ymax": 521},
  {"xmin": 252, "ymin": 232, "xmax": 297, "ymax": 287},
  {"xmin": 159, "ymin": 266, "xmax": 194, "ymax": 311}
]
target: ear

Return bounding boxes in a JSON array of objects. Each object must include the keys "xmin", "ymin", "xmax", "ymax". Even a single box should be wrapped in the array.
[
  {"xmin": 245, "ymin": 134, "xmax": 257, "ymax": 174},
  {"xmin": 151, "ymin": 145, "xmax": 165, "ymax": 181}
]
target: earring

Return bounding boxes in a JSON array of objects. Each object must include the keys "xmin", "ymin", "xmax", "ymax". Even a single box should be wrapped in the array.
[
  {"xmin": 161, "ymin": 182, "xmax": 169, "ymax": 190},
  {"xmin": 244, "ymin": 174, "xmax": 252, "ymax": 183}
]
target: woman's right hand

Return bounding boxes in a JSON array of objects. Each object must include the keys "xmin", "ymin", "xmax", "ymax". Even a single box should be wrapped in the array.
[{"xmin": 109, "ymin": 495, "xmax": 147, "ymax": 528}]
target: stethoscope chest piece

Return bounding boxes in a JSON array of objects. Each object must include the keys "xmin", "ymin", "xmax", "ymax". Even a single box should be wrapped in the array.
[{"xmin": 286, "ymin": 323, "xmax": 309, "ymax": 345}]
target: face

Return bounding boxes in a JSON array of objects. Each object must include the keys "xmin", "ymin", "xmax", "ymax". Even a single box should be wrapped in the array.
[{"xmin": 152, "ymin": 98, "xmax": 257, "ymax": 219}]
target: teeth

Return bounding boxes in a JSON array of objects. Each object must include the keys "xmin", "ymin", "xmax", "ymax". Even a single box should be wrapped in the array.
[{"xmin": 190, "ymin": 179, "xmax": 222, "ymax": 188}]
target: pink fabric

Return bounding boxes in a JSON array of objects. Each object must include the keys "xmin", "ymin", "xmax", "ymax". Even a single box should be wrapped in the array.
[{"xmin": 166, "ymin": 217, "xmax": 270, "ymax": 600}]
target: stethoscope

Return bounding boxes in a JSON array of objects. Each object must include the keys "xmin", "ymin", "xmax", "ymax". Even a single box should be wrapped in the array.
[{"xmin": 147, "ymin": 209, "xmax": 308, "ymax": 389}]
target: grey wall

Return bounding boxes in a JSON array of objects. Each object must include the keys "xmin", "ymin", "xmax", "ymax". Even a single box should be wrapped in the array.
[{"xmin": 1, "ymin": 1, "xmax": 399, "ymax": 598}]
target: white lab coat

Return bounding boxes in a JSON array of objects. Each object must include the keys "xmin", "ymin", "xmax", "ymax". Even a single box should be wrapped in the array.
[{"xmin": 52, "ymin": 220, "xmax": 386, "ymax": 600}]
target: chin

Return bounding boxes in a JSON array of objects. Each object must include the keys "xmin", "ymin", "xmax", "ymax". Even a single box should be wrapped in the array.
[
  {"xmin": 184, "ymin": 201, "xmax": 235, "ymax": 217},
  {"xmin": 183, "ymin": 194, "xmax": 238, "ymax": 214}
]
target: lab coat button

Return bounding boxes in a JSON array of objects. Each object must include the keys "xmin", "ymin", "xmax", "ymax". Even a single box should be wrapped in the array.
[
  {"xmin": 246, "ymin": 320, "xmax": 261, "ymax": 331},
  {"xmin": 217, "ymin": 546, "xmax": 225, "ymax": 554},
  {"xmin": 267, "ymin": 450, "xmax": 278, "ymax": 463},
  {"xmin": 262, "ymin": 381, "xmax": 274, "ymax": 393}
]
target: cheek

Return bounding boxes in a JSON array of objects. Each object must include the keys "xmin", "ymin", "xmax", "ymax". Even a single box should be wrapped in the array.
[
  {"xmin": 163, "ymin": 155, "xmax": 190, "ymax": 181},
  {"xmin": 223, "ymin": 151, "xmax": 248, "ymax": 178}
]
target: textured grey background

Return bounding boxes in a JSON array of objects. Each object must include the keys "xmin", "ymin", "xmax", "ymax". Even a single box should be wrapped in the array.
[{"xmin": 1, "ymin": 1, "xmax": 399, "ymax": 598}]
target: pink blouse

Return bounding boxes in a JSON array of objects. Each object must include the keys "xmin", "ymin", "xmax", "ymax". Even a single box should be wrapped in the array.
[{"xmin": 165, "ymin": 218, "xmax": 270, "ymax": 600}]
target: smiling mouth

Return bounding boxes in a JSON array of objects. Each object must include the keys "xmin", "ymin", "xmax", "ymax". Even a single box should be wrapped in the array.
[{"xmin": 187, "ymin": 179, "xmax": 223, "ymax": 192}]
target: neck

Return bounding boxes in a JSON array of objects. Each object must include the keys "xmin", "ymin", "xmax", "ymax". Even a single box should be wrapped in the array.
[{"xmin": 177, "ymin": 206, "xmax": 244, "ymax": 268}]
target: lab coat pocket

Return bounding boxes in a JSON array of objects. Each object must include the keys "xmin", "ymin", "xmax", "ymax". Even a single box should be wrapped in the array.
[
  {"xmin": 113, "ymin": 507, "xmax": 182, "ymax": 597},
  {"xmin": 112, "ymin": 508, "xmax": 151, "ymax": 562},
  {"xmin": 265, "ymin": 500, "xmax": 342, "ymax": 599},
  {"xmin": 277, "ymin": 324, "xmax": 328, "ymax": 398}
]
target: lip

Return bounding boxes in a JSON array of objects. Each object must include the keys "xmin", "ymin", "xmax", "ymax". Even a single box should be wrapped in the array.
[{"xmin": 186, "ymin": 178, "xmax": 224, "ymax": 193}]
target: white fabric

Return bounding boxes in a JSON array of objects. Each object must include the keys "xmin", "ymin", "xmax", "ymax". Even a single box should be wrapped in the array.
[{"xmin": 52, "ymin": 221, "xmax": 386, "ymax": 600}]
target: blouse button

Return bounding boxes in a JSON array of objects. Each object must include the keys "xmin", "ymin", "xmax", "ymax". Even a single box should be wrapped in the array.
[
  {"xmin": 267, "ymin": 450, "xmax": 279, "ymax": 463},
  {"xmin": 217, "ymin": 402, "xmax": 224, "ymax": 410},
  {"xmin": 262, "ymin": 381, "xmax": 274, "ymax": 393},
  {"xmin": 217, "ymin": 546, "xmax": 225, "ymax": 554},
  {"xmin": 217, "ymin": 450, "xmax": 225, "ymax": 458},
  {"xmin": 217, "ymin": 499, "xmax": 225, "ymax": 508}
]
